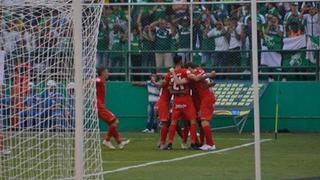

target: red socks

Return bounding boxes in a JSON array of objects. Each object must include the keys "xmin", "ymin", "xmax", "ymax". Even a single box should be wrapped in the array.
[
  {"xmin": 203, "ymin": 125, "xmax": 214, "ymax": 146},
  {"xmin": 105, "ymin": 125, "xmax": 121, "ymax": 144},
  {"xmin": 190, "ymin": 124, "xmax": 197, "ymax": 144},
  {"xmin": 168, "ymin": 124, "xmax": 176, "ymax": 144},
  {"xmin": 160, "ymin": 126, "xmax": 168, "ymax": 145}
]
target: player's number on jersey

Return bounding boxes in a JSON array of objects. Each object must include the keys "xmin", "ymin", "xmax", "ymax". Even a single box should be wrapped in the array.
[{"xmin": 171, "ymin": 77, "xmax": 185, "ymax": 91}]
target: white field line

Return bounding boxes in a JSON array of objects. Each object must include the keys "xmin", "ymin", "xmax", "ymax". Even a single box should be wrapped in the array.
[{"xmin": 84, "ymin": 139, "xmax": 272, "ymax": 177}]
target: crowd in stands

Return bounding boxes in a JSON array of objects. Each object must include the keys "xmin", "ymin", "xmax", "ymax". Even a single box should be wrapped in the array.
[
  {"xmin": 97, "ymin": 1, "xmax": 320, "ymax": 74},
  {"xmin": 0, "ymin": 80, "xmax": 75, "ymax": 129}
]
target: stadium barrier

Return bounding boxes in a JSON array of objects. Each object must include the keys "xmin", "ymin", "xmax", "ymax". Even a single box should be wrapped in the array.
[{"xmin": 96, "ymin": 1, "xmax": 320, "ymax": 81}]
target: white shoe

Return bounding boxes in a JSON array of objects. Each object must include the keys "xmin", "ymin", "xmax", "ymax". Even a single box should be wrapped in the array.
[
  {"xmin": 148, "ymin": 129, "xmax": 155, "ymax": 133},
  {"xmin": 103, "ymin": 140, "xmax": 116, "ymax": 150},
  {"xmin": 207, "ymin": 145, "xmax": 216, "ymax": 151},
  {"xmin": 142, "ymin": 129, "xmax": 150, "ymax": 133},
  {"xmin": 0, "ymin": 149, "xmax": 11, "ymax": 155},
  {"xmin": 200, "ymin": 144, "xmax": 216, "ymax": 151},
  {"xmin": 118, "ymin": 139, "xmax": 130, "ymax": 149},
  {"xmin": 159, "ymin": 144, "xmax": 167, "ymax": 150},
  {"xmin": 181, "ymin": 143, "xmax": 188, "ymax": 149}
]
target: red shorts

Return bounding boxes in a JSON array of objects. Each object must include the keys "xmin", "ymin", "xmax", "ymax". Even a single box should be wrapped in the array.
[
  {"xmin": 98, "ymin": 105, "xmax": 117, "ymax": 125},
  {"xmin": 156, "ymin": 100, "xmax": 169, "ymax": 122},
  {"xmin": 199, "ymin": 95, "xmax": 215, "ymax": 121},
  {"xmin": 172, "ymin": 96, "xmax": 196, "ymax": 121},
  {"xmin": 192, "ymin": 93, "xmax": 201, "ymax": 113}
]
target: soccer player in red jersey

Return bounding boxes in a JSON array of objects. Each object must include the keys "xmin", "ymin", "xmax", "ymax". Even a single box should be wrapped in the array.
[
  {"xmin": 156, "ymin": 81, "xmax": 172, "ymax": 149},
  {"xmin": 163, "ymin": 56, "xmax": 198, "ymax": 150},
  {"xmin": 181, "ymin": 62, "xmax": 217, "ymax": 150},
  {"xmin": 96, "ymin": 67, "xmax": 130, "ymax": 149}
]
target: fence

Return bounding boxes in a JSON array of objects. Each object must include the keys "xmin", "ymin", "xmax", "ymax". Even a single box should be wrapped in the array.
[{"xmin": 96, "ymin": 1, "xmax": 320, "ymax": 81}]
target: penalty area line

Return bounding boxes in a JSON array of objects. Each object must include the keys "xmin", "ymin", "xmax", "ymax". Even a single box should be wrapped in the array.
[{"xmin": 84, "ymin": 139, "xmax": 272, "ymax": 177}]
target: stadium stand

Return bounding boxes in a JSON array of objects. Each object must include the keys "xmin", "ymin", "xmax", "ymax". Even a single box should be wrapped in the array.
[
  {"xmin": 213, "ymin": 81, "xmax": 268, "ymax": 133},
  {"xmin": 97, "ymin": 1, "xmax": 319, "ymax": 81}
]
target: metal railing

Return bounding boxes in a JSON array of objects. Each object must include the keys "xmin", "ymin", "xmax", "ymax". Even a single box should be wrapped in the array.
[{"xmin": 96, "ymin": 1, "xmax": 320, "ymax": 81}]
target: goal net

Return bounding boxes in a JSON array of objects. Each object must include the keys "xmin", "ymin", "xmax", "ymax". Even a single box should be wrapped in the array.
[{"xmin": 0, "ymin": 0, "xmax": 103, "ymax": 179}]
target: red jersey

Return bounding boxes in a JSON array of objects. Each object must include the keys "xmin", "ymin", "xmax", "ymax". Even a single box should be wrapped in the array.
[
  {"xmin": 165, "ymin": 68, "xmax": 192, "ymax": 95},
  {"xmin": 190, "ymin": 67, "xmax": 214, "ymax": 99},
  {"xmin": 96, "ymin": 76, "xmax": 106, "ymax": 105},
  {"xmin": 158, "ymin": 83, "xmax": 171, "ymax": 103}
]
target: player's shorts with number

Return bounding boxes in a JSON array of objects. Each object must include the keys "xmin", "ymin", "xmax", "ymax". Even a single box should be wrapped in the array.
[
  {"xmin": 172, "ymin": 96, "xmax": 196, "ymax": 121},
  {"xmin": 97, "ymin": 103, "xmax": 117, "ymax": 125},
  {"xmin": 156, "ymin": 100, "xmax": 169, "ymax": 122}
]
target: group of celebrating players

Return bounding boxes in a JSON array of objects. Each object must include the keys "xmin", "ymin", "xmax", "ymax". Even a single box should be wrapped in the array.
[
  {"xmin": 157, "ymin": 55, "xmax": 216, "ymax": 151},
  {"xmin": 98, "ymin": 55, "xmax": 217, "ymax": 151}
]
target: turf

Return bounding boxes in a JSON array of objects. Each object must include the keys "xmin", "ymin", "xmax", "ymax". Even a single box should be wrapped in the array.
[{"xmin": 101, "ymin": 132, "xmax": 320, "ymax": 180}]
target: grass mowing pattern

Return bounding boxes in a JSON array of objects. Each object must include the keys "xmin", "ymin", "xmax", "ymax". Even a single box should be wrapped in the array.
[{"xmin": 101, "ymin": 132, "xmax": 320, "ymax": 180}]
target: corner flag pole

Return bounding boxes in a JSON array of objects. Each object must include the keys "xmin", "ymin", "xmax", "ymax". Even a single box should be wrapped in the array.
[
  {"xmin": 73, "ymin": 0, "xmax": 84, "ymax": 179},
  {"xmin": 251, "ymin": 1, "xmax": 262, "ymax": 180},
  {"xmin": 274, "ymin": 74, "xmax": 280, "ymax": 140}
]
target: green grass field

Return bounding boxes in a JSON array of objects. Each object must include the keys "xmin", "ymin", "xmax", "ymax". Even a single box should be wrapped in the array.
[{"xmin": 101, "ymin": 132, "xmax": 320, "ymax": 180}]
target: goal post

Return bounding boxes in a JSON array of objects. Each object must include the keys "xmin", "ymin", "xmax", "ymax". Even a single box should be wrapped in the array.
[{"xmin": 0, "ymin": 1, "xmax": 103, "ymax": 179}]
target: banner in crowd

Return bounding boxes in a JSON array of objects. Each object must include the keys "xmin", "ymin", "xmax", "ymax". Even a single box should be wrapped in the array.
[
  {"xmin": 261, "ymin": 35, "xmax": 282, "ymax": 67},
  {"xmin": 282, "ymin": 35, "xmax": 309, "ymax": 67},
  {"xmin": 261, "ymin": 35, "xmax": 315, "ymax": 67}
]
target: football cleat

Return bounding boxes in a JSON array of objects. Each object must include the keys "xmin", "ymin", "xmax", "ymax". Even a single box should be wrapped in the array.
[
  {"xmin": 166, "ymin": 143, "xmax": 173, "ymax": 150},
  {"xmin": 159, "ymin": 144, "xmax": 167, "ymax": 150},
  {"xmin": 190, "ymin": 144, "xmax": 200, "ymax": 150},
  {"xmin": 142, "ymin": 129, "xmax": 150, "ymax": 133},
  {"xmin": 200, "ymin": 144, "xmax": 216, "ymax": 151},
  {"xmin": 149, "ymin": 129, "xmax": 155, "ymax": 133},
  {"xmin": 102, "ymin": 140, "xmax": 116, "ymax": 149},
  {"xmin": 118, "ymin": 139, "xmax": 130, "ymax": 149}
]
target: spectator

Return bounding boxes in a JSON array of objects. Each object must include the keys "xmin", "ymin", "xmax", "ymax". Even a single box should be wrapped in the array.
[
  {"xmin": 153, "ymin": 0, "xmax": 167, "ymax": 20},
  {"xmin": 177, "ymin": 16, "xmax": 191, "ymax": 63},
  {"xmin": 200, "ymin": 19, "xmax": 215, "ymax": 66},
  {"xmin": 108, "ymin": 25, "xmax": 125, "ymax": 71},
  {"xmin": 19, "ymin": 82, "xmax": 40, "ymax": 128},
  {"xmin": 284, "ymin": 3, "xmax": 304, "ymax": 37},
  {"xmin": 41, "ymin": 80, "xmax": 66, "ymax": 129},
  {"xmin": 97, "ymin": 21, "xmax": 109, "ymax": 68},
  {"xmin": 301, "ymin": 5, "xmax": 320, "ymax": 37},
  {"xmin": 172, "ymin": 0, "xmax": 188, "ymax": 20},
  {"xmin": 131, "ymin": 26, "xmax": 142, "ymax": 80},
  {"xmin": 137, "ymin": 5, "xmax": 155, "ymax": 28},
  {"xmin": 207, "ymin": 20, "xmax": 229, "ymax": 68},
  {"xmin": 192, "ymin": 16, "xmax": 202, "ymax": 51},
  {"xmin": 266, "ymin": 3, "xmax": 281, "ymax": 20},
  {"xmin": 133, "ymin": 73, "xmax": 160, "ymax": 133},
  {"xmin": 302, "ymin": 5, "xmax": 319, "ymax": 64},
  {"xmin": 226, "ymin": 17, "xmax": 242, "ymax": 67},
  {"xmin": 140, "ymin": 25, "xmax": 155, "ymax": 71},
  {"xmin": 261, "ymin": 15, "xmax": 283, "ymax": 81},
  {"xmin": 150, "ymin": 19, "xmax": 176, "ymax": 68}
]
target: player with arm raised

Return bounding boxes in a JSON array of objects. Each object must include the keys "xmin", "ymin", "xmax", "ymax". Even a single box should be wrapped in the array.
[
  {"xmin": 164, "ymin": 56, "xmax": 198, "ymax": 150},
  {"xmin": 183, "ymin": 63, "xmax": 217, "ymax": 150},
  {"xmin": 97, "ymin": 67, "xmax": 130, "ymax": 150}
]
